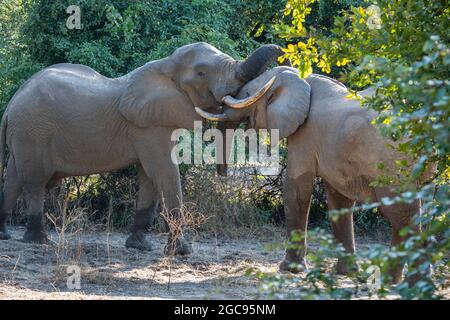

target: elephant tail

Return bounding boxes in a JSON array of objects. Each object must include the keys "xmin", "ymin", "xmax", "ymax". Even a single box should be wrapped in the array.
[{"xmin": 0, "ymin": 111, "xmax": 7, "ymax": 204}]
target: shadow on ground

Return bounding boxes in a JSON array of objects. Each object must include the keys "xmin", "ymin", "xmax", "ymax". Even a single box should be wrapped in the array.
[{"xmin": 0, "ymin": 226, "xmax": 284, "ymax": 299}]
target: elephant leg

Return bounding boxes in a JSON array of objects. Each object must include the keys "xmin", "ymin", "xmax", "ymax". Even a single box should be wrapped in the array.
[
  {"xmin": 22, "ymin": 184, "xmax": 47, "ymax": 244},
  {"xmin": 155, "ymin": 168, "xmax": 192, "ymax": 256},
  {"xmin": 0, "ymin": 158, "xmax": 23, "ymax": 240},
  {"xmin": 134, "ymin": 129, "xmax": 192, "ymax": 256},
  {"xmin": 125, "ymin": 165, "xmax": 159, "ymax": 251},
  {"xmin": 279, "ymin": 173, "xmax": 314, "ymax": 273},
  {"xmin": 324, "ymin": 181, "xmax": 357, "ymax": 275},
  {"xmin": 379, "ymin": 198, "xmax": 422, "ymax": 284}
]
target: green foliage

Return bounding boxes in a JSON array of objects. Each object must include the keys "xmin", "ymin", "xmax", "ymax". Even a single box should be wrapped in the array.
[
  {"xmin": 260, "ymin": 0, "xmax": 449, "ymax": 299},
  {"xmin": 1, "ymin": 0, "xmax": 286, "ymax": 108},
  {"xmin": 0, "ymin": 0, "xmax": 44, "ymax": 110},
  {"xmin": 279, "ymin": 0, "xmax": 449, "ymax": 177},
  {"xmin": 275, "ymin": 0, "xmax": 365, "ymax": 76}
]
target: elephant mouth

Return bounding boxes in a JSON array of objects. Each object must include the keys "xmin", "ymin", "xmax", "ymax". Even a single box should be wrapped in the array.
[{"xmin": 191, "ymin": 87, "xmax": 224, "ymax": 113}]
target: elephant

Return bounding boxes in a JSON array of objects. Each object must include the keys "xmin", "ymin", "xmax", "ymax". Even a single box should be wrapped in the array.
[
  {"xmin": 0, "ymin": 42, "xmax": 284, "ymax": 254},
  {"xmin": 196, "ymin": 66, "xmax": 430, "ymax": 282}
]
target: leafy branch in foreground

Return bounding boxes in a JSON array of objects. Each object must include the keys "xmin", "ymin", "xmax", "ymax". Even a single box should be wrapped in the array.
[{"xmin": 253, "ymin": 0, "xmax": 449, "ymax": 299}]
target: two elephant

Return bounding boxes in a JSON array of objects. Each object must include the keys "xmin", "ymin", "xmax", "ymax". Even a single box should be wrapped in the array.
[{"xmin": 0, "ymin": 42, "xmax": 422, "ymax": 282}]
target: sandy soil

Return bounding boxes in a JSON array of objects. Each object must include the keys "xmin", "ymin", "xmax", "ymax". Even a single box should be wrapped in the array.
[
  {"xmin": 0, "ymin": 226, "xmax": 285, "ymax": 299},
  {"xmin": 0, "ymin": 226, "xmax": 448, "ymax": 300}
]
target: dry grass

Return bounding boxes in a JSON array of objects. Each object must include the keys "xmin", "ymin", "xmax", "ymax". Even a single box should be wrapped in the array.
[
  {"xmin": 183, "ymin": 165, "xmax": 282, "ymax": 238},
  {"xmin": 0, "ymin": 226, "xmax": 286, "ymax": 299},
  {"xmin": 160, "ymin": 200, "xmax": 210, "ymax": 253},
  {"xmin": 159, "ymin": 200, "xmax": 210, "ymax": 288},
  {"xmin": 0, "ymin": 226, "xmax": 448, "ymax": 299}
]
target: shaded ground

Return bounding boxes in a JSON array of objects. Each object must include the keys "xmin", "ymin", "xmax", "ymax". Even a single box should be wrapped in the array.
[
  {"xmin": 0, "ymin": 226, "xmax": 448, "ymax": 299},
  {"xmin": 0, "ymin": 226, "xmax": 285, "ymax": 299}
]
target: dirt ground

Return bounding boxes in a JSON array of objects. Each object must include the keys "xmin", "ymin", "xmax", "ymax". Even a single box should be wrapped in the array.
[
  {"xmin": 0, "ymin": 226, "xmax": 448, "ymax": 300},
  {"xmin": 0, "ymin": 226, "xmax": 286, "ymax": 299}
]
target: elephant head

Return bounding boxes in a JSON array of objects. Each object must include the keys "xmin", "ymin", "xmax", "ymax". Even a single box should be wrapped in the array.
[
  {"xmin": 196, "ymin": 66, "xmax": 311, "ymax": 137},
  {"xmin": 195, "ymin": 66, "xmax": 311, "ymax": 174},
  {"xmin": 118, "ymin": 42, "xmax": 287, "ymax": 129}
]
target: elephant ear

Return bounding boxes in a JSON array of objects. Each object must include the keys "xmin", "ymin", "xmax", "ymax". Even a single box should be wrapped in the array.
[
  {"xmin": 118, "ymin": 62, "xmax": 197, "ymax": 128},
  {"xmin": 264, "ymin": 70, "xmax": 311, "ymax": 139}
]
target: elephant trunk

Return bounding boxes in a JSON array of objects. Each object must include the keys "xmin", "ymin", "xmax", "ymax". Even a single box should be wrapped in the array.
[
  {"xmin": 237, "ymin": 44, "xmax": 290, "ymax": 82},
  {"xmin": 216, "ymin": 121, "xmax": 241, "ymax": 177},
  {"xmin": 214, "ymin": 44, "xmax": 290, "ymax": 177}
]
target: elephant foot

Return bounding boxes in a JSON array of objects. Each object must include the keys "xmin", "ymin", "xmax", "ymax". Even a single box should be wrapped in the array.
[
  {"xmin": 22, "ymin": 229, "xmax": 48, "ymax": 244},
  {"xmin": 279, "ymin": 258, "xmax": 308, "ymax": 273},
  {"xmin": 164, "ymin": 237, "xmax": 193, "ymax": 256},
  {"xmin": 336, "ymin": 258, "xmax": 359, "ymax": 275},
  {"xmin": 22, "ymin": 214, "xmax": 47, "ymax": 244},
  {"xmin": 125, "ymin": 232, "xmax": 152, "ymax": 251}
]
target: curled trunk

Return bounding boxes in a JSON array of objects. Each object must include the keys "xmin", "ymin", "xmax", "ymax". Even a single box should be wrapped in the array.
[
  {"xmin": 216, "ymin": 44, "xmax": 290, "ymax": 176},
  {"xmin": 237, "ymin": 44, "xmax": 290, "ymax": 82}
]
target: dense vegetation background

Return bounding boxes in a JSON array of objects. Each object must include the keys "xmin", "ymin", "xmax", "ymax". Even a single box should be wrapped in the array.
[{"xmin": 0, "ymin": 0, "xmax": 448, "ymax": 299}]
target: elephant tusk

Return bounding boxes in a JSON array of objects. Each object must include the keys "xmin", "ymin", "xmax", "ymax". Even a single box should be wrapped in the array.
[
  {"xmin": 222, "ymin": 76, "xmax": 276, "ymax": 109},
  {"xmin": 195, "ymin": 107, "xmax": 228, "ymax": 121}
]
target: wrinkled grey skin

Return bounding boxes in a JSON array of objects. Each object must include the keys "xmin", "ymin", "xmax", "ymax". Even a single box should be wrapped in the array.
[
  {"xmin": 206, "ymin": 66, "xmax": 428, "ymax": 283},
  {"xmin": 0, "ymin": 42, "xmax": 283, "ymax": 254}
]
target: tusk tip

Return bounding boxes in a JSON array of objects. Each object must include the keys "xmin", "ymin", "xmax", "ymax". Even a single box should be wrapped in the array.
[
  {"xmin": 195, "ymin": 106, "xmax": 228, "ymax": 121},
  {"xmin": 268, "ymin": 76, "xmax": 276, "ymax": 85}
]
